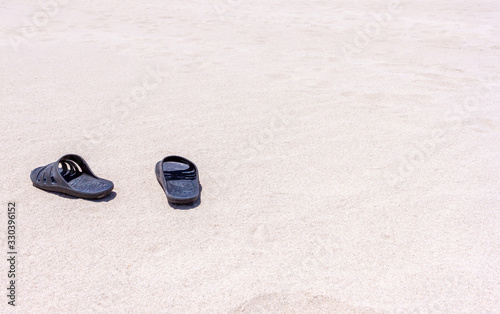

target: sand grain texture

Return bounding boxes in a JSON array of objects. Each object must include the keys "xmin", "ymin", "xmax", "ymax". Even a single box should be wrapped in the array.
[{"xmin": 1, "ymin": 0, "xmax": 499, "ymax": 312}]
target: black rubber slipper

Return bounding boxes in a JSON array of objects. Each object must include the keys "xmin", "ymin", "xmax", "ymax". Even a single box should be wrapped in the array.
[
  {"xmin": 155, "ymin": 155, "xmax": 200, "ymax": 204},
  {"xmin": 30, "ymin": 154, "xmax": 114, "ymax": 199}
]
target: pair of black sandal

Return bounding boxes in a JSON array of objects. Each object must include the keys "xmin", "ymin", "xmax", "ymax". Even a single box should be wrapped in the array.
[{"xmin": 30, "ymin": 154, "xmax": 200, "ymax": 204}]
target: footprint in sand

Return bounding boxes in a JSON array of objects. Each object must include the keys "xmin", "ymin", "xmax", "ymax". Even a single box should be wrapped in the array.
[{"xmin": 231, "ymin": 292, "xmax": 377, "ymax": 313}]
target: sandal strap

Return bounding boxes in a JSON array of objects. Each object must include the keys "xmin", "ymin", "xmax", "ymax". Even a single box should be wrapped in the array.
[{"xmin": 33, "ymin": 154, "xmax": 97, "ymax": 188}]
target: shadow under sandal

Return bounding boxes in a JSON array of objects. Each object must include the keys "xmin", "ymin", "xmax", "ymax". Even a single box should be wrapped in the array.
[
  {"xmin": 30, "ymin": 154, "xmax": 114, "ymax": 199},
  {"xmin": 155, "ymin": 155, "xmax": 200, "ymax": 204}
]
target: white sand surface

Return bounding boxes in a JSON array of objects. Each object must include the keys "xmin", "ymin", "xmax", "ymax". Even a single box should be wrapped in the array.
[{"xmin": 1, "ymin": 0, "xmax": 499, "ymax": 312}]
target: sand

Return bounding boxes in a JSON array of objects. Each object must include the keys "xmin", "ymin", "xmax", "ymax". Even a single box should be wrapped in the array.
[{"xmin": 1, "ymin": 0, "xmax": 499, "ymax": 312}]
